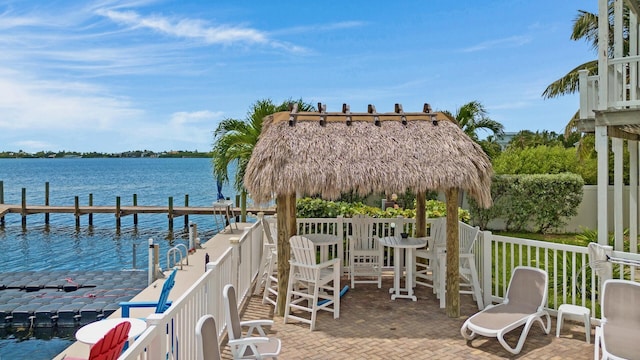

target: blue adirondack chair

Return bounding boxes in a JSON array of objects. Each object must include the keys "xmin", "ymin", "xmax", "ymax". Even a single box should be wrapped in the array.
[{"xmin": 119, "ymin": 268, "xmax": 177, "ymax": 318}]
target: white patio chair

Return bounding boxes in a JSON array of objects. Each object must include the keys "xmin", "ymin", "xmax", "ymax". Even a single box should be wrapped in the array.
[
  {"xmin": 348, "ymin": 215, "xmax": 383, "ymax": 288},
  {"xmin": 594, "ymin": 279, "xmax": 640, "ymax": 360},
  {"xmin": 414, "ymin": 217, "xmax": 445, "ymax": 291},
  {"xmin": 195, "ymin": 314, "xmax": 222, "ymax": 360},
  {"xmin": 435, "ymin": 222, "xmax": 484, "ymax": 310},
  {"xmin": 256, "ymin": 217, "xmax": 279, "ymax": 308},
  {"xmin": 284, "ymin": 235, "xmax": 341, "ymax": 331},
  {"xmin": 223, "ymin": 284, "xmax": 281, "ymax": 359},
  {"xmin": 461, "ymin": 266, "xmax": 551, "ymax": 355}
]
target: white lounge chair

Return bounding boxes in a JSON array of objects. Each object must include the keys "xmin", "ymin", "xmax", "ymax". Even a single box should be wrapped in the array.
[
  {"xmin": 595, "ymin": 279, "xmax": 640, "ymax": 360},
  {"xmin": 285, "ymin": 235, "xmax": 341, "ymax": 330},
  {"xmin": 195, "ymin": 314, "xmax": 222, "ymax": 360},
  {"xmin": 223, "ymin": 284, "xmax": 281, "ymax": 359},
  {"xmin": 460, "ymin": 266, "xmax": 551, "ymax": 355}
]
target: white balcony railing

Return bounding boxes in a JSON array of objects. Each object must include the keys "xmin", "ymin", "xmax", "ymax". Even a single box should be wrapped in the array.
[{"xmin": 119, "ymin": 216, "xmax": 640, "ymax": 359}]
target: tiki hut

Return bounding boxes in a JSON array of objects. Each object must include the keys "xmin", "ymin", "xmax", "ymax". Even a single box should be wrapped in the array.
[{"xmin": 244, "ymin": 104, "xmax": 493, "ymax": 317}]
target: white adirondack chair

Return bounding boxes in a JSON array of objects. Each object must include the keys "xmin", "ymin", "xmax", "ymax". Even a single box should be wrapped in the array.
[{"xmin": 348, "ymin": 215, "xmax": 383, "ymax": 288}]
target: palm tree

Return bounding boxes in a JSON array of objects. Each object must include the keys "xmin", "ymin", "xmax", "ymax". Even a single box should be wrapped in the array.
[
  {"xmin": 446, "ymin": 100, "xmax": 504, "ymax": 143},
  {"xmin": 542, "ymin": 5, "xmax": 623, "ymax": 136},
  {"xmin": 212, "ymin": 99, "xmax": 315, "ymax": 221}
]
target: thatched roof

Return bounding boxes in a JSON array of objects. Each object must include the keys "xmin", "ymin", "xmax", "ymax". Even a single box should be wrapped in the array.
[{"xmin": 245, "ymin": 108, "xmax": 493, "ymax": 207}]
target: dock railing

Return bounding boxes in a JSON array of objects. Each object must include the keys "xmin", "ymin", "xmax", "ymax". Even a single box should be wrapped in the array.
[{"xmin": 120, "ymin": 216, "xmax": 640, "ymax": 359}]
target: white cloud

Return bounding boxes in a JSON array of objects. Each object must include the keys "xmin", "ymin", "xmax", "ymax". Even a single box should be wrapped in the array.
[
  {"xmin": 0, "ymin": 69, "xmax": 142, "ymax": 131},
  {"xmin": 169, "ymin": 110, "xmax": 224, "ymax": 126},
  {"xmin": 460, "ymin": 35, "xmax": 531, "ymax": 53},
  {"xmin": 94, "ymin": 7, "xmax": 307, "ymax": 53}
]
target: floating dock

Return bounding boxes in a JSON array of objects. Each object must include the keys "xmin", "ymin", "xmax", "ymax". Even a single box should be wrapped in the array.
[{"xmin": 0, "ymin": 270, "xmax": 148, "ymax": 329}]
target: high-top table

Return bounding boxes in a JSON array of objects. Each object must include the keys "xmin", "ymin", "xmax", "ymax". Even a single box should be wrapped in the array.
[
  {"xmin": 76, "ymin": 317, "xmax": 147, "ymax": 347},
  {"xmin": 212, "ymin": 200, "xmax": 238, "ymax": 233},
  {"xmin": 378, "ymin": 236, "xmax": 427, "ymax": 301}
]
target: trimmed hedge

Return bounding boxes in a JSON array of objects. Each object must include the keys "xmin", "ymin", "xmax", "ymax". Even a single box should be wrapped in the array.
[
  {"xmin": 469, "ymin": 173, "xmax": 583, "ymax": 233},
  {"xmin": 296, "ymin": 197, "xmax": 470, "ymax": 222}
]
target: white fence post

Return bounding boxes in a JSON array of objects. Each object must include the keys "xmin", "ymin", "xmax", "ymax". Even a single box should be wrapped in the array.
[
  {"xmin": 481, "ymin": 230, "xmax": 493, "ymax": 307},
  {"xmin": 230, "ymin": 236, "xmax": 240, "ymax": 290}
]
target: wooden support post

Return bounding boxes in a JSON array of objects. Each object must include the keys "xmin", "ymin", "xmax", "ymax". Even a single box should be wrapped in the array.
[
  {"xmin": 0, "ymin": 181, "xmax": 3, "ymax": 226},
  {"xmin": 88, "ymin": 194, "xmax": 93, "ymax": 226},
  {"xmin": 275, "ymin": 193, "xmax": 296, "ymax": 316},
  {"xmin": 235, "ymin": 194, "xmax": 241, "ymax": 222},
  {"xmin": 168, "ymin": 196, "xmax": 174, "ymax": 232},
  {"xmin": 445, "ymin": 188, "xmax": 460, "ymax": 318},
  {"xmin": 416, "ymin": 192, "xmax": 426, "ymax": 237},
  {"xmin": 21, "ymin": 187, "xmax": 26, "ymax": 227},
  {"xmin": 74, "ymin": 196, "xmax": 80, "ymax": 228},
  {"xmin": 116, "ymin": 196, "xmax": 121, "ymax": 228},
  {"xmin": 133, "ymin": 194, "xmax": 138, "ymax": 226},
  {"xmin": 184, "ymin": 194, "xmax": 189, "ymax": 228},
  {"xmin": 45, "ymin": 182, "xmax": 50, "ymax": 224}
]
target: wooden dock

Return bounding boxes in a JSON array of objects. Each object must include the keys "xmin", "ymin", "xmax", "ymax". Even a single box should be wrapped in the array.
[
  {"xmin": 0, "ymin": 203, "xmax": 275, "ymax": 229},
  {"xmin": 0, "ymin": 182, "xmax": 275, "ymax": 229}
]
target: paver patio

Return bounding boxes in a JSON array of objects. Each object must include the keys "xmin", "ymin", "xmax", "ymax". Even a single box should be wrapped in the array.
[{"xmin": 225, "ymin": 277, "xmax": 593, "ymax": 359}]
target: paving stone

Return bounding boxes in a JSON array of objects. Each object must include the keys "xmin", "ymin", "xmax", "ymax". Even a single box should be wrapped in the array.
[{"xmin": 225, "ymin": 277, "xmax": 593, "ymax": 360}]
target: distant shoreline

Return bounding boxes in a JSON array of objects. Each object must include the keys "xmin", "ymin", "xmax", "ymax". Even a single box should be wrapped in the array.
[{"xmin": 0, "ymin": 150, "xmax": 212, "ymax": 159}]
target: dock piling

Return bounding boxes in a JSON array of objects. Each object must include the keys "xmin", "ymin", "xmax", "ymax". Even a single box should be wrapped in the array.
[
  {"xmin": 45, "ymin": 182, "xmax": 50, "ymax": 224},
  {"xmin": 88, "ymin": 194, "xmax": 93, "ymax": 225},
  {"xmin": 116, "ymin": 196, "xmax": 121, "ymax": 228},
  {"xmin": 184, "ymin": 194, "xmax": 189, "ymax": 228},
  {"xmin": 74, "ymin": 196, "xmax": 80, "ymax": 228},
  {"xmin": 0, "ymin": 181, "xmax": 4, "ymax": 226},
  {"xmin": 168, "ymin": 196, "xmax": 174, "ymax": 232},
  {"xmin": 21, "ymin": 188, "xmax": 26, "ymax": 227},
  {"xmin": 133, "ymin": 194, "xmax": 138, "ymax": 226}
]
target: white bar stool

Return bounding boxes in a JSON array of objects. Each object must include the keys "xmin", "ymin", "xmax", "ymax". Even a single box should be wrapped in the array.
[{"xmin": 556, "ymin": 304, "xmax": 591, "ymax": 343}]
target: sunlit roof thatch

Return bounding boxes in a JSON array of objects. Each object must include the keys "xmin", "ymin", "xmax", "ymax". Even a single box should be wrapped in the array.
[{"xmin": 244, "ymin": 109, "xmax": 493, "ymax": 207}]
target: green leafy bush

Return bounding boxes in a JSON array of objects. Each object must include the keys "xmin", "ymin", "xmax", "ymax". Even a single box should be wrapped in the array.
[
  {"xmin": 296, "ymin": 197, "xmax": 470, "ymax": 222},
  {"xmin": 469, "ymin": 173, "xmax": 583, "ymax": 233},
  {"xmin": 493, "ymin": 145, "xmax": 597, "ymax": 184}
]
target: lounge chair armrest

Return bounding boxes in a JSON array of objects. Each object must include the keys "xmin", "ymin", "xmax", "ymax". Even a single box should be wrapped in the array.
[
  {"xmin": 119, "ymin": 300, "xmax": 173, "ymax": 318},
  {"xmin": 228, "ymin": 337, "xmax": 270, "ymax": 346},
  {"xmin": 228, "ymin": 336, "xmax": 271, "ymax": 356},
  {"xmin": 241, "ymin": 319, "xmax": 274, "ymax": 336}
]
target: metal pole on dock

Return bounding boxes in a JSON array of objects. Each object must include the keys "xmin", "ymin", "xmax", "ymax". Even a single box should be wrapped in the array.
[
  {"xmin": 184, "ymin": 194, "xmax": 189, "ymax": 228},
  {"xmin": 74, "ymin": 196, "xmax": 80, "ymax": 228},
  {"xmin": 21, "ymin": 188, "xmax": 26, "ymax": 227},
  {"xmin": 45, "ymin": 182, "xmax": 50, "ymax": 224},
  {"xmin": 116, "ymin": 196, "xmax": 121, "ymax": 228},
  {"xmin": 133, "ymin": 194, "xmax": 138, "ymax": 226},
  {"xmin": 168, "ymin": 196, "xmax": 174, "ymax": 232},
  {"xmin": 88, "ymin": 193, "xmax": 93, "ymax": 225},
  {"xmin": 148, "ymin": 238, "xmax": 154, "ymax": 285}
]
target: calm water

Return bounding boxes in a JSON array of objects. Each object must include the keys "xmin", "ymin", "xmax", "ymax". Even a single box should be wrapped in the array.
[{"xmin": 0, "ymin": 157, "xmax": 238, "ymax": 359}]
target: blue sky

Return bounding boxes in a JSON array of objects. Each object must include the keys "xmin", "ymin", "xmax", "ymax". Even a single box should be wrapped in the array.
[{"xmin": 0, "ymin": 0, "xmax": 597, "ymax": 153}]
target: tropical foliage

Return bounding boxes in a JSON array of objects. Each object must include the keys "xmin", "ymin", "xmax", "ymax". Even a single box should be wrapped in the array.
[
  {"xmin": 296, "ymin": 197, "xmax": 470, "ymax": 223},
  {"xmin": 444, "ymin": 100, "xmax": 504, "ymax": 158},
  {"xmin": 211, "ymin": 98, "xmax": 315, "ymax": 220},
  {"xmin": 493, "ymin": 145, "xmax": 597, "ymax": 184},
  {"xmin": 469, "ymin": 173, "xmax": 584, "ymax": 233}
]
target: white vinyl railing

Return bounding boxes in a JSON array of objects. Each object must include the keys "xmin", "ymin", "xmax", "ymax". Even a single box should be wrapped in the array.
[
  {"xmin": 120, "ymin": 222, "xmax": 262, "ymax": 360},
  {"xmin": 119, "ymin": 216, "xmax": 640, "ymax": 359}
]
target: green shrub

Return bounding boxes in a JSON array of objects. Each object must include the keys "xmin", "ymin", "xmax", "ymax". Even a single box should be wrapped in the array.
[
  {"xmin": 469, "ymin": 173, "xmax": 583, "ymax": 233},
  {"xmin": 296, "ymin": 197, "xmax": 470, "ymax": 221}
]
